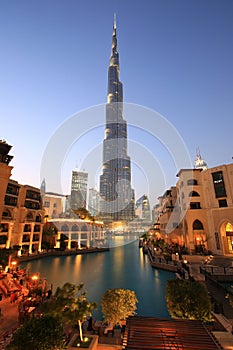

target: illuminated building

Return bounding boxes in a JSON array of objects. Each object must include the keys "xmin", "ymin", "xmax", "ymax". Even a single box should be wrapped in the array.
[
  {"xmin": 88, "ymin": 188, "xmax": 100, "ymax": 217},
  {"xmin": 154, "ymin": 163, "xmax": 233, "ymax": 255},
  {"xmin": 70, "ymin": 169, "xmax": 88, "ymax": 210},
  {"xmin": 0, "ymin": 140, "xmax": 44, "ymax": 254},
  {"xmin": 99, "ymin": 16, "xmax": 135, "ymax": 223}
]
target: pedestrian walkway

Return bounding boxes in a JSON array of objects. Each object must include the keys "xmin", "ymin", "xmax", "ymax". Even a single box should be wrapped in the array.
[
  {"xmin": 0, "ymin": 296, "xmax": 20, "ymax": 333},
  {"xmin": 0, "ymin": 295, "xmax": 20, "ymax": 350}
]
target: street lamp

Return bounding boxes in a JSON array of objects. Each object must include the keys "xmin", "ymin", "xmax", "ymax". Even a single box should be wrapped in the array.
[
  {"xmin": 11, "ymin": 260, "xmax": 17, "ymax": 273},
  {"xmin": 31, "ymin": 274, "xmax": 39, "ymax": 286}
]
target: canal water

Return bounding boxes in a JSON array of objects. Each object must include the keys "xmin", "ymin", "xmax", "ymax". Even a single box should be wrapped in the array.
[{"xmin": 20, "ymin": 237, "xmax": 174, "ymax": 319}]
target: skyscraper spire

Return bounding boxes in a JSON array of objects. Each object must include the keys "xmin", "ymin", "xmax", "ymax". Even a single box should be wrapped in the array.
[
  {"xmin": 99, "ymin": 17, "xmax": 135, "ymax": 223},
  {"xmin": 111, "ymin": 14, "xmax": 119, "ymax": 68},
  {"xmin": 114, "ymin": 13, "xmax": 116, "ymax": 30}
]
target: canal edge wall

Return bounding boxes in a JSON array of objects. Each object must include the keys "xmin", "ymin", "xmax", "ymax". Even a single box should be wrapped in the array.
[{"xmin": 16, "ymin": 247, "xmax": 109, "ymax": 263}]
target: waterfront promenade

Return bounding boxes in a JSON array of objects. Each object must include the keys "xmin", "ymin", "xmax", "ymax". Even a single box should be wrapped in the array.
[{"xmin": 1, "ymin": 245, "xmax": 233, "ymax": 349}]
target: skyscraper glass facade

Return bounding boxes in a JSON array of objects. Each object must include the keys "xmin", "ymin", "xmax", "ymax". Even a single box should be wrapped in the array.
[{"xmin": 99, "ymin": 17, "xmax": 135, "ymax": 223}]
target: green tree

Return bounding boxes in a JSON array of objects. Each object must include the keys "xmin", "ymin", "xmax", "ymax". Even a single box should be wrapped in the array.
[
  {"xmin": 0, "ymin": 248, "xmax": 14, "ymax": 269},
  {"xmin": 39, "ymin": 282, "xmax": 97, "ymax": 342},
  {"xmin": 6, "ymin": 315, "xmax": 65, "ymax": 350},
  {"xmin": 101, "ymin": 288, "xmax": 138, "ymax": 326},
  {"xmin": 73, "ymin": 208, "xmax": 94, "ymax": 221},
  {"xmin": 166, "ymin": 279, "xmax": 212, "ymax": 322},
  {"xmin": 42, "ymin": 223, "xmax": 57, "ymax": 250}
]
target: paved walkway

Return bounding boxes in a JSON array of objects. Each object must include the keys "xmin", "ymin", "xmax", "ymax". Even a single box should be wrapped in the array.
[{"xmin": 0, "ymin": 295, "xmax": 21, "ymax": 349}]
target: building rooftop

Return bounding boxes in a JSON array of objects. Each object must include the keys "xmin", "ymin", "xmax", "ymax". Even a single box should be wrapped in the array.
[{"xmin": 122, "ymin": 316, "xmax": 224, "ymax": 350}]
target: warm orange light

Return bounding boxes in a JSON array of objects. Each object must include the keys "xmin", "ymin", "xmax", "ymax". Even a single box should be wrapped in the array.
[
  {"xmin": 11, "ymin": 261, "xmax": 17, "ymax": 266},
  {"xmin": 31, "ymin": 274, "xmax": 39, "ymax": 281}
]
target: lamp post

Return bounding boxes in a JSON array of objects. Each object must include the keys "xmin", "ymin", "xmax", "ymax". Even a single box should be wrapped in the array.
[
  {"xmin": 31, "ymin": 274, "xmax": 39, "ymax": 288},
  {"xmin": 11, "ymin": 260, "xmax": 17, "ymax": 271}
]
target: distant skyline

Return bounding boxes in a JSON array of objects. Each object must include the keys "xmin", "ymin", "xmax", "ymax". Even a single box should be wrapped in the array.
[{"xmin": 1, "ymin": 0, "xmax": 233, "ymax": 207}]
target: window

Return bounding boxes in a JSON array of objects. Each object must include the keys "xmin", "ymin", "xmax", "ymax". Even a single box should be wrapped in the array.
[
  {"xmin": 33, "ymin": 234, "xmax": 39, "ymax": 241},
  {"xmin": 215, "ymin": 232, "xmax": 221, "ymax": 250},
  {"xmin": 187, "ymin": 179, "xmax": 198, "ymax": 186},
  {"xmin": 22, "ymin": 234, "xmax": 30, "ymax": 242},
  {"xmin": 6, "ymin": 184, "xmax": 19, "ymax": 196},
  {"xmin": 4, "ymin": 195, "xmax": 17, "ymax": 206},
  {"xmin": 189, "ymin": 191, "xmax": 200, "ymax": 197},
  {"xmin": 34, "ymin": 225, "xmax": 40, "ymax": 232},
  {"xmin": 44, "ymin": 201, "xmax": 50, "ymax": 208},
  {"xmin": 0, "ymin": 223, "xmax": 8, "ymax": 232},
  {"xmin": 218, "ymin": 199, "xmax": 228, "ymax": 208},
  {"xmin": 35, "ymin": 215, "xmax": 41, "ymax": 222},
  {"xmin": 212, "ymin": 171, "xmax": 226, "ymax": 198},
  {"xmin": 0, "ymin": 235, "xmax": 7, "ymax": 245},
  {"xmin": 193, "ymin": 220, "xmax": 204, "ymax": 230},
  {"xmin": 190, "ymin": 202, "xmax": 201, "ymax": 209},
  {"xmin": 24, "ymin": 224, "xmax": 31, "ymax": 232}
]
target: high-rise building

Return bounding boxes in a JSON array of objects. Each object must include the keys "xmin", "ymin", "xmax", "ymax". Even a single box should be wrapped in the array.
[
  {"xmin": 135, "ymin": 194, "xmax": 152, "ymax": 223},
  {"xmin": 99, "ymin": 16, "xmax": 135, "ymax": 223},
  {"xmin": 70, "ymin": 169, "xmax": 88, "ymax": 210},
  {"xmin": 88, "ymin": 188, "xmax": 100, "ymax": 217}
]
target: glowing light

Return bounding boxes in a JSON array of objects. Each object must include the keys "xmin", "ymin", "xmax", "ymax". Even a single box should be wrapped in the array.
[
  {"xmin": 226, "ymin": 222, "xmax": 233, "ymax": 232},
  {"xmin": 31, "ymin": 274, "xmax": 39, "ymax": 281}
]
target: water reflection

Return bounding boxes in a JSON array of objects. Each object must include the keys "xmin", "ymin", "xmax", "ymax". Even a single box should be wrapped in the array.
[{"xmin": 21, "ymin": 240, "xmax": 174, "ymax": 319}]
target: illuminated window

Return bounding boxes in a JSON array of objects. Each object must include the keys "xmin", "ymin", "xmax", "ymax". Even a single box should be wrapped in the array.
[
  {"xmin": 212, "ymin": 171, "xmax": 226, "ymax": 198},
  {"xmin": 226, "ymin": 223, "xmax": 233, "ymax": 232}
]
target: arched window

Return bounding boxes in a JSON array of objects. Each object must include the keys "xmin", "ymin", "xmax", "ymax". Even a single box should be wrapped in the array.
[
  {"xmin": 72, "ymin": 225, "xmax": 78, "ymax": 232},
  {"xmin": 81, "ymin": 225, "xmax": 87, "ymax": 231},
  {"xmin": 189, "ymin": 191, "xmax": 200, "ymax": 197},
  {"xmin": 193, "ymin": 220, "xmax": 204, "ymax": 230},
  {"xmin": 226, "ymin": 222, "xmax": 233, "ymax": 232},
  {"xmin": 35, "ymin": 214, "xmax": 42, "ymax": 222},
  {"xmin": 61, "ymin": 225, "xmax": 69, "ymax": 232},
  {"xmin": 2, "ymin": 209, "xmax": 12, "ymax": 218},
  {"xmin": 26, "ymin": 212, "xmax": 33, "ymax": 221}
]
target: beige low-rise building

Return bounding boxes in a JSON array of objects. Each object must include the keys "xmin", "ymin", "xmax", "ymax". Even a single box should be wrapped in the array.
[
  {"xmin": 0, "ymin": 140, "xmax": 44, "ymax": 255},
  {"xmin": 154, "ymin": 163, "xmax": 233, "ymax": 256},
  {"xmin": 42, "ymin": 192, "xmax": 67, "ymax": 218},
  {"xmin": 48, "ymin": 218, "xmax": 105, "ymax": 249}
]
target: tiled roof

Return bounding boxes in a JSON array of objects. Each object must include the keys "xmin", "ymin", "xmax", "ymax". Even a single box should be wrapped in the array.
[{"xmin": 122, "ymin": 316, "xmax": 223, "ymax": 350}]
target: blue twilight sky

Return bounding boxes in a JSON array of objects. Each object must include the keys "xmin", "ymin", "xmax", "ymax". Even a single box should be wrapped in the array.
[{"xmin": 0, "ymin": 0, "xmax": 233, "ymax": 207}]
